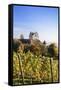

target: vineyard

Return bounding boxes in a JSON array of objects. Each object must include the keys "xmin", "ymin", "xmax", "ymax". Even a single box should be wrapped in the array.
[{"xmin": 13, "ymin": 51, "xmax": 58, "ymax": 85}]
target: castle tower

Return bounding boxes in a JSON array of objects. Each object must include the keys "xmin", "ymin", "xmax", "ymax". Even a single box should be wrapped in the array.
[{"xmin": 29, "ymin": 32, "xmax": 39, "ymax": 40}]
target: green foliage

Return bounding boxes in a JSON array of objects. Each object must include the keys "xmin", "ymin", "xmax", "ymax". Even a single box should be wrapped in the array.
[
  {"xmin": 13, "ymin": 39, "xmax": 58, "ymax": 85},
  {"xmin": 13, "ymin": 51, "xmax": 59, "ymax": 85},
  {"xmin": 13, "ymin": 40, "xmax": 21, "ymax": 52},
  {"xmin": 48, "ymin": 43, "xmax": 58, "ymax": 57}
]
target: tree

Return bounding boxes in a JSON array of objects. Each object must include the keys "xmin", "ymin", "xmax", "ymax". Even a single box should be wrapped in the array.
[
  {"xmin": 41, "ymin": 44, "xmax": 47, "ymax": 56},
  {"xmin": 43, "ymin": 40, "xmax": 46, "ymax": 45},
  {"xmin": 30, "ymin": 39, "xmax": 41, "ymax": 56},
  {"xmin": 13, "ymin": 39, "xmax": 24, "ymax": 53},
  {"xmin": 48, "ymin": 43, "xmax": 58, "ymax": 58}
]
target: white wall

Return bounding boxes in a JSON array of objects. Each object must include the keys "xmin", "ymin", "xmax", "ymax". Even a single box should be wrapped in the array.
[{"xmin": 0, "ymin": 0, "xmax": 61, "ymax": 90}]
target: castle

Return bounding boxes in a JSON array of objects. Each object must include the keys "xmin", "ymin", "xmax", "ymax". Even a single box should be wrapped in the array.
[
  {"xmin": 29, "ymin": 32, "xmax": 39, "ymax": 40},
  {"xmin": 13, "ymin": 32, "xmax": 40, "ymax": 52},
  {"xmin": 20, "ymin": 32, "xmax": 39, "ymax": 44}
]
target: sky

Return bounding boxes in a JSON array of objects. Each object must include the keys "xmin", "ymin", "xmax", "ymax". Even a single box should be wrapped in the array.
[{"xmin": 13, "ymin": 5, "xmax": 58, "ymax": 44}]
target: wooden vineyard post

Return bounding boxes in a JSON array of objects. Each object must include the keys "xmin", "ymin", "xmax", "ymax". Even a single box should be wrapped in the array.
[
  {"xmin": 17, "ymin": 53, "xmax": 25, "ymax": 85},
  {"xmin": 30, "ymin": 71, "xmax": 32, "ymax": 84},
  {"xmin": 50, "ymin": 57, "xmax": 53, "ymax": 82}
]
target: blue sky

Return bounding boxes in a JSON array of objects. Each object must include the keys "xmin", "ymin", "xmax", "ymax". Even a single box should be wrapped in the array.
[{"xmin": 13, "ymin": 5, "xmax": 58, "ymax": 44}]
